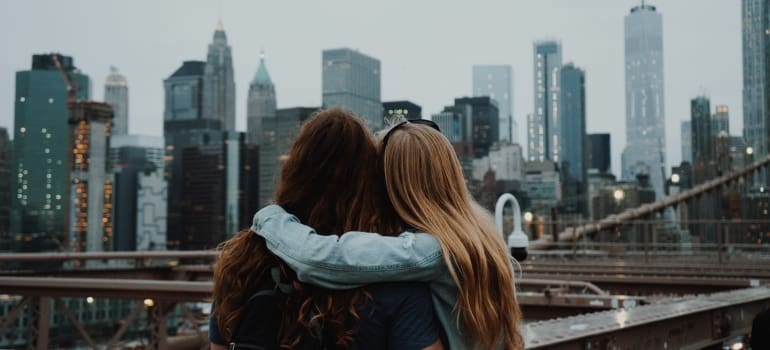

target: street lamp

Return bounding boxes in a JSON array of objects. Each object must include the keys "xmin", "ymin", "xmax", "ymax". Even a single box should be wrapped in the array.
[
  {"xmin": 746, "ymin": 147, "xmax": 754, "ymax": 156},
  {"xmin": 523, "ymin": 211, "xmax": 534, "ymax": 223},
  {"xmin": 495, "ymin": 193, "xmax": 529, "ymax": 262},
  {"xmin": 613, "ymin": 189, "xmax": 626, "ymax": 202},
  {"xmin": 671, "ymin": 174, "xmax": 680, "ymax": 184}
]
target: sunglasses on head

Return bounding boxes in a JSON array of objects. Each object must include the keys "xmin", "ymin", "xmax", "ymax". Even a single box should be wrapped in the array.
[{"xmin": 381, "ymin": 114, "xmax": 442, "ymax": 149}]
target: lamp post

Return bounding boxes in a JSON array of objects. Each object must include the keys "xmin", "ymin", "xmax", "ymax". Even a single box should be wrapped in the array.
[{"xmin": 495, "ymin": 193, "xmax": 529, "ymax": 261}]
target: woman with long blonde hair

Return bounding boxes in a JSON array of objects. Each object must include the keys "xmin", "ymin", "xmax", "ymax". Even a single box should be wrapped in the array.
[{"xmin": 253, "ymin": 119, "xmax": 524, "ymax": 349}]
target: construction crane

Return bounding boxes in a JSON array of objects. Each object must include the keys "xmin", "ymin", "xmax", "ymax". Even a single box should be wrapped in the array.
[{"xmin": 50, "ymin": 54, "xmax": 77, "ymax": 104}]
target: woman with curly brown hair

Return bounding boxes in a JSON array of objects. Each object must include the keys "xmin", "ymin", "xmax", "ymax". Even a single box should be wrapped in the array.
[{"xmin": 209, "ymin": 108, "xmax": 443, "ymax": 349}]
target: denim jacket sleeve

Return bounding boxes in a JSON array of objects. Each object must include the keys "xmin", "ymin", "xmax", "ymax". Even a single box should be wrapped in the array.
[{"xmin": 251, "ymin": 205, "xmax": 445, "ymax": 289}]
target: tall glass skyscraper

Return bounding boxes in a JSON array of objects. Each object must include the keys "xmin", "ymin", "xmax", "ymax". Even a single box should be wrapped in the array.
[
  {"xmin": 163, "ymin": 60, "xmax": 222, "ymax": 249},
  {"xmin": 203, "ymin": 20, "xmax": 236, "ymax": 131},
  {"xmin": 247, "ymin": 52, "xmax": 276, "ymax": 145},
  {"xmin": 691, "ymin": 96, "xmax": 713, "ymax": 166},
  {"xmin": 560, "ymin": 63, "xmax": 587, "ymax": 183},
  {"xmin": 529, "ymin": 41, "xmax": 562, "ymax": 162},
  {"xmin": 473, "ymin": 65, "xmax": 513, "ymax": 143},
  {"xmin": 104, "ymin": 66, "xmax": 129, "ymax": 136},
  {"xmin": 742, "ymin": 0, "xmax": 769, "ymax": 184},
  {"xmin": 322, "ymin": 48, "xmax": 382, "ymax": 130},
  {"xmin": 622, "ymin": 3, "xmax": 665, "ymax": 198},
  {"xmin": 12, "ymin": 54, "xmax": 89, "ymax": 247}
]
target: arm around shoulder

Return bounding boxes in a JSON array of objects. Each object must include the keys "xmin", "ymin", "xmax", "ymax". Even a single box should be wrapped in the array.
[{"xmin": 252, "ymin": 205, "xmax": 446, "ymax": 288}]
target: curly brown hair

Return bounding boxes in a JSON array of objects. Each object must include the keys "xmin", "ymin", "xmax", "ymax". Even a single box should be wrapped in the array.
[{"xmin": 213, "ymin": 108, "xmax": 402, "ymax": 348}]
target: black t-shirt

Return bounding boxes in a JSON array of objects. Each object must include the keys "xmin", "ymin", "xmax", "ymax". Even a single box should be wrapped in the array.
[{"xmin": 210, "ymin": 282, "xmax": 440, "ymax": 350}]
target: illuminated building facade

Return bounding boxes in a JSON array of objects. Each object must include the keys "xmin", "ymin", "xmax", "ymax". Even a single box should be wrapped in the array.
[
  {"xmin": 383, "ymin": 100, "xmax": 422, "ymax": 122},
  {"xmin": 12, "ymin": 54, "xmax": 89, "ymax": 250},
  {"xmin": 67, "ymin": 102, "xmax": 114, "ymax": 253}
]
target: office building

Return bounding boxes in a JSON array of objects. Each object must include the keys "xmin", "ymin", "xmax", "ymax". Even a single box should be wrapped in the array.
[
  {"xmin": 691, "ymin": 96, "xmax": 713, "ymax": 165},
  {"xmin": 12, "ymin": 54, "xmax": 90, "ymax": 250},
  {"xmin": 110, "ymin": 135, "xmax": 165, "ymax": 251},
  {"xmin": 247, "ymin": 52, "xmax": 276, "ymax": 145},
  {"xmin": 163, "ymin": 60, "xmax": 223, "ymax": 249},
  {"xmin": 322, "ymin": 48, "xmax": 382, "ymax": 130},
  {"xmin": 259, "ymin": 107, "xmax": 319, "ymax": 206},
  {"xmin": 622, "ymin": 3, "xmax": 666, "ymax": 198},
  {"xmin": 455, "ymin": 97, "xmax": 499, "ymax": 158},
  {"xmin": 203, "ymin": 20, "xmax": 236, "ymax": 131},
  {"xmin": 104, "ymin": 66, "xmax": 129, "ymax": 136},
  {"xmin": 383, "ymin": 100, "xmax": 422, "ymax": 122},
  {"xmin": 529, "ymin": 41, "xmax": 562, "ymax": 162},
  {"xmin": 559, "ymin": 63, "xmax": 587, "ymax": 183},
  {"xmin": 587, "ymin": 133, "xmax": 611, "ymax": 174},
  {"xmin": 742, "ymin": 0, "xmax": 770, "ymax": 185},
  {"xmin": 67, "ymin": 101, "xmax": 114, "ymax": 253},
  {"xmin": 432, "ymin": 108, "xmax": 463, "ymax": 143},
  {"xmin": 473, "ymin": 65, "xmax": 513, "ymax": 142},
  {"xmin": 524, "ymin": 160, "xmax": 561, "ymax": 217}
]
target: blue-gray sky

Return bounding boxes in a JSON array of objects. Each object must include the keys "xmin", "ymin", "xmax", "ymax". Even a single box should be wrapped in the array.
[{"xmin": 0, "ymin": 0, "xmax": 742, "ymax": 175}]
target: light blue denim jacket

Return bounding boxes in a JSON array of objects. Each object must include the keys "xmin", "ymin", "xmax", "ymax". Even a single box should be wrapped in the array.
[{"xmin": 252, "ymin": 205, "xmax": 470, "ymax": 350}]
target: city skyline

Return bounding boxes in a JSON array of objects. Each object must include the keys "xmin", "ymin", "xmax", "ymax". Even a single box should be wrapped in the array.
[{"xmin": 0, "ymin": 0, "xmax": 743, "ymax": 176}]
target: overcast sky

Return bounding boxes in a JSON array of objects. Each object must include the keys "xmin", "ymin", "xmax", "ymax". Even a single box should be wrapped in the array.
[{"xmin": 0, "ymin": 0, "xmax": 742, "ymax": 175}]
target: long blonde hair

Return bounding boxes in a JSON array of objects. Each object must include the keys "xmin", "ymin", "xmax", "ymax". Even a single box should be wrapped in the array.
[{"xmin": 382, "ymin": 123, "xmax": 524, "ymax": 349}]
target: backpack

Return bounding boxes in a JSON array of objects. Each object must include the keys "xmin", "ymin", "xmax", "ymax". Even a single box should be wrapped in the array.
[{"xmin": 228, "ymin": 267, "xmax": 337, "ymax": 350}]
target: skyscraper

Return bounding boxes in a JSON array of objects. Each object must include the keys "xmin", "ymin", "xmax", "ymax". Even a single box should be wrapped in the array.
[
  {"xmin": 742, "ymin": 0, "xmax": 770, "ymax": 183},
  {"xmin": 163, "ymin": 60, "xmax": 222, "ymax": 249},
  {"xmin": 559, "ymin": 63, "xmax": 587, "ymax": 183},
  {"xmin": 691, "ymin": 96, "xmax": 712, "ymax": 165},
  {"xmin": 681, "ymin": 121, "xmax": 693, "ymax": 164},
  {"xmin": 67, "ymin": 101, "xmax": 114, "ymax": 253},
  {"xmin": 473, "ymin": 65, "xmax": 513, "ymax": 142},
  {"xmin": 712, "ymin": 105, "xmax": 730, "ymax": 136},
  {"xmin": 587, "ymin": 133, "xmax": 611, "ymax": 174},
  {"xmin": 203, "ymin": 20, "xmax": 236, "ymax": 131},
  {"xmin": 455, "ymin": 97, "xmax": 499, "ymax": 158},
  {"xmin": 110, "ymin": 135, "xmax": 166, "ymax": 251},
  {"xmin": 104, "ymin": 66, "xmax": 128, "ymax": 136},
  {"xmin": 259, "ymin": 107, "xmax": 318, "ymax": 206},
  {"xmin": 247, "ymin": 52, "xmax": 276, "ymax": 145},
  {"xmin": 12, "ymin": 54, "xmax": 89, "ymax": 248},
  {"xmin": 622, "ymin": 3, "xmax": 666, "ymax": 198},
  {"xmin": 559, "ymin": 64, "xmax": 587, "ymax": 214},
  {"xmin": 322, "ymin": 48, "xmax": 382, "ymax": 130},
  {"xmin": 529, "ymin": 41, "xmax": 562, "ymax": 162}
]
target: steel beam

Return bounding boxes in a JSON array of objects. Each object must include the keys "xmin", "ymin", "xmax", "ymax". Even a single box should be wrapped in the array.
[{"xmin": 524, "ymin": 287, "xmax": 770, "ymax": 349}]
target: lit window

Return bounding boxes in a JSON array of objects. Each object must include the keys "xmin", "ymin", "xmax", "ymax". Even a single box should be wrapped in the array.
[
  {"xmin": 19, "ymin": 97, "xmax": 26, "ymax": 102},
  {"xmin": 20, "ymin": 127, "xmax": 26, "ymax": 133},
  {"xmin": 42, "ymin": 128, "xmax": 47, "ymax": 133},
  {"xmin": 48, "ymin": 98, "xmax": 54, "ymax": 104},
  {"xmin": 44, "ymin": 148, "xmax": 50, "ymax": 154}
]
